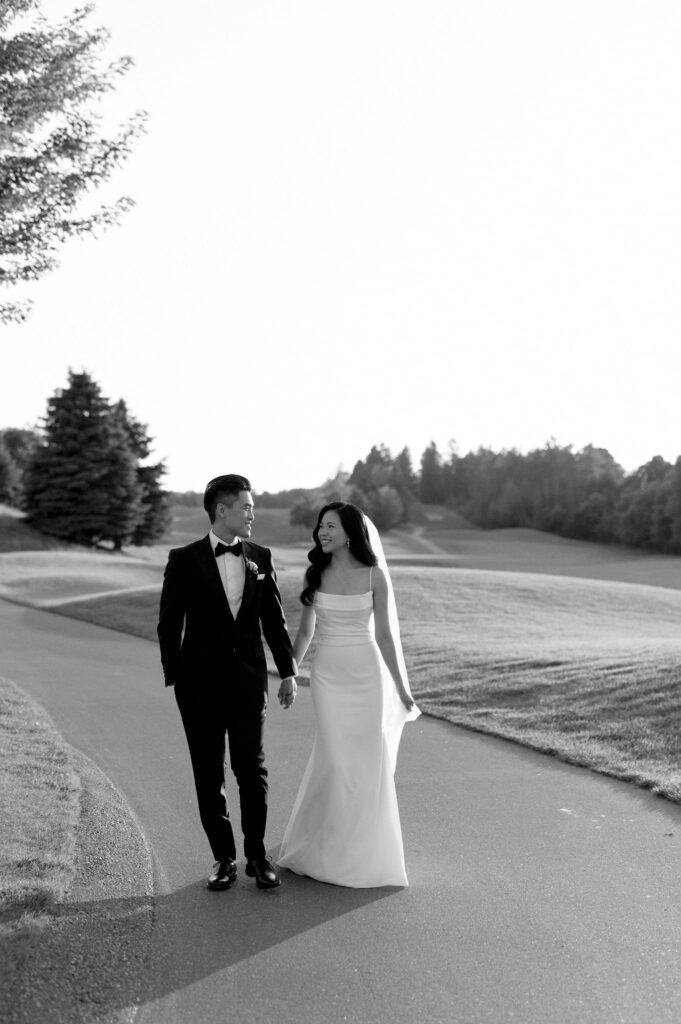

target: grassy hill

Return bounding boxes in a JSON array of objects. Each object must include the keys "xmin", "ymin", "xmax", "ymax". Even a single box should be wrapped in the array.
[
  {"xmin": 26, "ymin": 556, "xmax": 681, "ymax": 805},
  {"xmin": 392, "ymin": 521, "xmax": 681, "ymax": 590},
  {"xmin": 3, "ymin": 503, "xmax": 681, "ymax": 801}
]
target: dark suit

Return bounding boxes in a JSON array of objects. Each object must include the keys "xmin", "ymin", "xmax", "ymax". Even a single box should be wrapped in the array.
[{"xmin": 157, "ymin": 535, "xmax": 296, "ymax": 861}]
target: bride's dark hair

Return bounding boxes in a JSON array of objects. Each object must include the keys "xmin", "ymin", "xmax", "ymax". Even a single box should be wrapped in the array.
[{"xmin": 300, "ymin": 501, "xmax": 378, "ymax": 606}]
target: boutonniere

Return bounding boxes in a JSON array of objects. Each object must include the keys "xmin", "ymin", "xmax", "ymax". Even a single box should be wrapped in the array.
[{"xmin": 245, "ymin": 559, "xmax": 259, "ymax": 576}]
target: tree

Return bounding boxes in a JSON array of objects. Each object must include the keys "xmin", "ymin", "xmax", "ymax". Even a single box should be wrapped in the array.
[
  {"xmin": 349, "ymin": 444, "xmax": 393, "ymax": 491},
  {"xmin": 101, "ymin": 404, "xmax": 143, "ymax": 550},
  {"xmin": 667, "ymin": 458, "xmax": 681, "ymax": 553},
  {"xmin": 131, "ymin": 462, "xmax": 172, "ymax": 546},
  {"xmin": 490, "ymin": 478, "xmax": 525, "ymax": 528},
  {"xmin": 392, "ymin": 446, "xmax": 418, "ymax": 516},
  {"xmin": 346, "ymin": 445, "xmax": 411, "ymax": 527},
  {"xmin": 112, "ymin": 400, "xmax": 171, "ymax": 546},
  {"xmin": 112, "ymin": 400, "xmax": 152, "ymax": 460},
  {"xmin": 289, "ymin": 500, "xmax": 317, "ymax": 529},
  {"xmin": 612, "ymin": 457, "xmax": 674, "ymax": 551},
  {"xmin": 317, "ymin": 468, "xmax": 352, "ymax": 504},
  {"xmin": 0, "ymin": 0, "xmax": 146, "ymax": 323},
  {"xmin": 0, "ymin": 426, "xmax": 40, "ymax": 506},
  {"xmin": 571, "ymin": 492, "xmax": 610, "ymax": 541},
  {"xmin": 364, "ymin": 484, "xmax": 404, "ymax": 532},
  {"xmin": 419, "ymin": 441, "xmax": 446, "ymax": 504},
  {"xmin": 0, "ymin": 437, "xmax": 20, "ymax": 504},
  {"xmin": 24, "ymin": 369, "xmax": 140, "ymax": 546}
]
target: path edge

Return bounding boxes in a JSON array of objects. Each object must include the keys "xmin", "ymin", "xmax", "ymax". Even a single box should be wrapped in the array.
[{"xmin": 1, "ymin": 717, "xmax": 156, "ymax": 1024}]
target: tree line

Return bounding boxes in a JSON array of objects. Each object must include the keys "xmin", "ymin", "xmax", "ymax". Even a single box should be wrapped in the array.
[
  {"xmin": 289, "ymin": 446, "xmax": 421, "ymax": 532},
  {"xmin": 428, "ymin": 441, "xmax": 681, "ymax": 553},
  {"xmin": 0, "ymin": 370, "xmax": 170, "ymax": 549},
  {"xmin": 291, "ymin": 440, "xmax": 681, "ymax": 554}
]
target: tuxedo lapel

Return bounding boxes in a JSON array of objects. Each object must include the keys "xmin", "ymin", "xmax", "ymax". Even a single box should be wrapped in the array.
[
  {"xmin": 237, "ymin": 540, "xmax": 257, "ymax": 623},
  {"xmin": 195, "ymin": 535, "xmax": 234, "ymax": 623}
]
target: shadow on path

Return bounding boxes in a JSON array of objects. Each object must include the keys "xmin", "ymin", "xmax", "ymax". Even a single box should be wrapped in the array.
[{"xmin": 2, "ymin": 869, "xmax": 395, "ymax": 1023}]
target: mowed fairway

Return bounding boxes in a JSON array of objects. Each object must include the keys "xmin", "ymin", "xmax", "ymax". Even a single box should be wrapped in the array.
[
  {"xmin": 393, "ymin": 568, "xmax": 681, "ymax": 798},
  {"xmin": 3, "ymin": 508, "xmax": 681, "ymax": 804}
]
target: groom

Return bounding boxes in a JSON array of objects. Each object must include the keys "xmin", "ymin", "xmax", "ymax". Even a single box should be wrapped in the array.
[{"xmin": 157, "ymin": 474, "xmax": 298, "ymax": 891}]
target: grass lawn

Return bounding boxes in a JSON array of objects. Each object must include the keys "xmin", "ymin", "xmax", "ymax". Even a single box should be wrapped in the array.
[
  {"xmin": 0, "ymin": 678, "xmax": 81, "ymax": 933},
  {"xmin": 3, "ymin": 502, "xmax": 681, "ymax": 924},
  {"xmin": 1, "ymin": 499, "xmax": 679, "ymax": 1017},
  {"xmin": 390, "ymin": 567, "xmax": 681, "ymax": 800},
  {"xmin": 0, "ymin": 550, "xmax": 164, "ymax": 606},
  {"xmin": 43, "ymin": 560, "xmax": 681, "ymax": 803}
]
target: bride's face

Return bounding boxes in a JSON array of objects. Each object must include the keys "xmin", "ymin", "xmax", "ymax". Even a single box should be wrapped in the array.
[{"xmin": 317, "ymin": 511, "xmax": 348, "ymax": 554}]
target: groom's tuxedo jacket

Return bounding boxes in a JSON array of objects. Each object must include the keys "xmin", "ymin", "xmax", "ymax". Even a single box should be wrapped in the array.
[{"xmin": 157, "ymin": 535, "xmax": 296, "ymax": 696}]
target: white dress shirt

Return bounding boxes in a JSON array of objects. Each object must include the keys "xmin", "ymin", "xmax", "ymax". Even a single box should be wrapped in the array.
[{"xmin": 210, "ymin": 530, "xmax": 246, "ymax": 618}]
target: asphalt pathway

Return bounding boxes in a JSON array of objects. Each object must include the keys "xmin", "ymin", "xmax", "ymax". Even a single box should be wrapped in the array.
[{"xmin": 3, "ymin": 598, "xmax": 681, "ymax": 1024}]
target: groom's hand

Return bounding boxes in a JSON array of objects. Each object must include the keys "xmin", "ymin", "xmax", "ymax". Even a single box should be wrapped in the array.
[{"xmin": 278, "ymin": 676, "xmax": 297, "ymax": 709}]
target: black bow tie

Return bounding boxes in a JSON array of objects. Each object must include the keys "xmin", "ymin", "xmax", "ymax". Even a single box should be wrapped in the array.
[{"xmin": 214, "ymin": 541, "xmax": 242, "ymax": 558}]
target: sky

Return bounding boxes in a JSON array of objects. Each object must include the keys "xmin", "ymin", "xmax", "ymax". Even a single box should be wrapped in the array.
[{"xmin": 4, "ymin": 0, "xmax": 681, "ymax": 493}]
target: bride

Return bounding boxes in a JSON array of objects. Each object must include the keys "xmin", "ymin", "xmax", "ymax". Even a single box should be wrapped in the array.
[{"xmin": 277, "ymin": 501, "xmax": 420, "ymax": 888}]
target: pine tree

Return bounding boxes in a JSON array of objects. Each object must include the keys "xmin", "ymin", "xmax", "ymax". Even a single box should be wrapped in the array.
[
  {"xmin": 393, "ymin": 447, "xmax": 417, "ymax": 497},
  {"xmin": 0, "ymin": 0, "xmax": 146, "ymax": 323},
  {"xmin": 391, "ymin": 446, "xmax": 418, "ymax": 518},
  {"xmin": 419, "ymin": 441, "xmax": 445, "ymax": 504},
  {"xmin": 112, "ymin": 400, "xmax": 171, "ymax": 546},
  {"xmin": 101, "ymin": 404, "xmax": 142, "ymax": 550},
  {"xmin": 24, "ymin": 370, "xmax": 141, "ymax": 545},
  {"xmin": 131, "ymin": 464, "xmax": 171, "ymax": 545}
]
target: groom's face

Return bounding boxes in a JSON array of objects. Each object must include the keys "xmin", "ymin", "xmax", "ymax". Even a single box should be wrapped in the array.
[{"xmin": 216, "ymin": 490, "xmax": 255, "ymax": 540}]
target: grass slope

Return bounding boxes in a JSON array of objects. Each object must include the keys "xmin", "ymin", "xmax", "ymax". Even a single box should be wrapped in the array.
[
  {"xmin": 388, "ymin": 522, "xmax": 681, "ymax": 590},
  {"xmin": 6, "ymin": 505, "xmax": 681, "ymax": 968},
  {"xmin": 0, "ymin": 678, "xmax": 81, "ymax": 932},
  {"xmin": 390, "ymin": 567, "xmax": 681, "ymax": 800},
  {"xmin": 42, "ymin": 563, "xmax": 681, "ymax": 803},
  {"xmin": 0, "ymin": 550, "xmax": 163, "ymax": 606},
  {"xmin": 3, "ymin": 506, "xmax": 681, "ymax": 802}
]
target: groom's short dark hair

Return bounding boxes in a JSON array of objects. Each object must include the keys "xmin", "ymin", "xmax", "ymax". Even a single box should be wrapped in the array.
[{"xmin": 204, "ymin": 474, "xmax": 252, "ymax": 522}]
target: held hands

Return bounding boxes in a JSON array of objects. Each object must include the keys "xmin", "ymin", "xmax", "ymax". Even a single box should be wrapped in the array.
[
  {"xmin": 397, "ymin": 687, "xmax": 415, "ymax": 712},
  {"xmin": 278, "ymin": 676, "xmax": 297, "ymax": 710}
]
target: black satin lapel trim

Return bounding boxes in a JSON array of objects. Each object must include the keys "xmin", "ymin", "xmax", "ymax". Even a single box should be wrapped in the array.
[
  {"xmin": 237, "ymin": 541, "xmax": 257, "ymax": 621},
  {"xmin": 195, "ymin": 535, "xmax": 234, "ymax": 622}
]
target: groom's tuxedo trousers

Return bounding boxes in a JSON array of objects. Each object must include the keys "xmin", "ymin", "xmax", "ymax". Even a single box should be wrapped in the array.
[{"xmin": 157, "ymin": 536, "xmax": 296, "ymax": 862}]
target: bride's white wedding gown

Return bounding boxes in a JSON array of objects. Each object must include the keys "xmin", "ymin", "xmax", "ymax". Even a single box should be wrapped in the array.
[{"xmin": 278, "ymin": 590, "xmax": 418, "ymax": 888}]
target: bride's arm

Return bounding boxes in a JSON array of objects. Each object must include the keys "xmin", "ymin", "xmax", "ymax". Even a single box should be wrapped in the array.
[
  {"xmin": 372, "ymin": 568, "xmax": 414, "ymax": 711},
  {"xmin": 293, "ymin": 603, "xmax": 316, "ymax": 665}
]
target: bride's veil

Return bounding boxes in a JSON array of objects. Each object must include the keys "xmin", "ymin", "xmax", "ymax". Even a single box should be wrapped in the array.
[{"xmin": 363, "ymin": 515, "xmax": 421, "ymax": 766}]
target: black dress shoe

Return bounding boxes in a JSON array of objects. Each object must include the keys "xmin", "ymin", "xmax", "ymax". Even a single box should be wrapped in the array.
[
  {"xmin": 207, "ymin": 859, "xmax": 237, "ymax": 890},
  {"xmin": 245, "ymin": 857, "xmax": 281, "ymax": 889}
]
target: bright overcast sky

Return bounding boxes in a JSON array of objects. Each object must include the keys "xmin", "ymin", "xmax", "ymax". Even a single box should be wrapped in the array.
[{"xmin": 4, "ymin": 0, "xmax": 681, "ymax": 492}]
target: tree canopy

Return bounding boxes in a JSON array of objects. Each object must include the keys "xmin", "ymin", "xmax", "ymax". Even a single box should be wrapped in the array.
[
  {"xmin": 23, "ymin": 370, "xmax": 170, "ymax": 548},
  {"xmin": 299, "ymin": 438, "xmax": 681, "ymax": 554},
  {"xmin": 0, "ymin": 0, "xmax": 146, "ymax": 322}
]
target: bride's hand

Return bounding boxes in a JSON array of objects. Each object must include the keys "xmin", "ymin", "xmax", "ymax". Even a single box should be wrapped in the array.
[
  {"xmin": 398, "ymin": 689, "xmax": 415, "ymax": 712},
  {"xmin": 278, "ymin": 676, "xmax": 297, "ymax": 709}
]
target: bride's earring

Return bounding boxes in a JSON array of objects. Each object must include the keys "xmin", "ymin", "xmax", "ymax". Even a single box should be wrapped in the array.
[{"xmin": 346, "ymin": 539, "xmax": 350, "ymax": 547}]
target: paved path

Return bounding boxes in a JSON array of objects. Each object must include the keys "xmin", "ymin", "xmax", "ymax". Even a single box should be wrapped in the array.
[{"xmin": 3, "ymin": 598, "xmax": 681, "ymax": 1024}]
